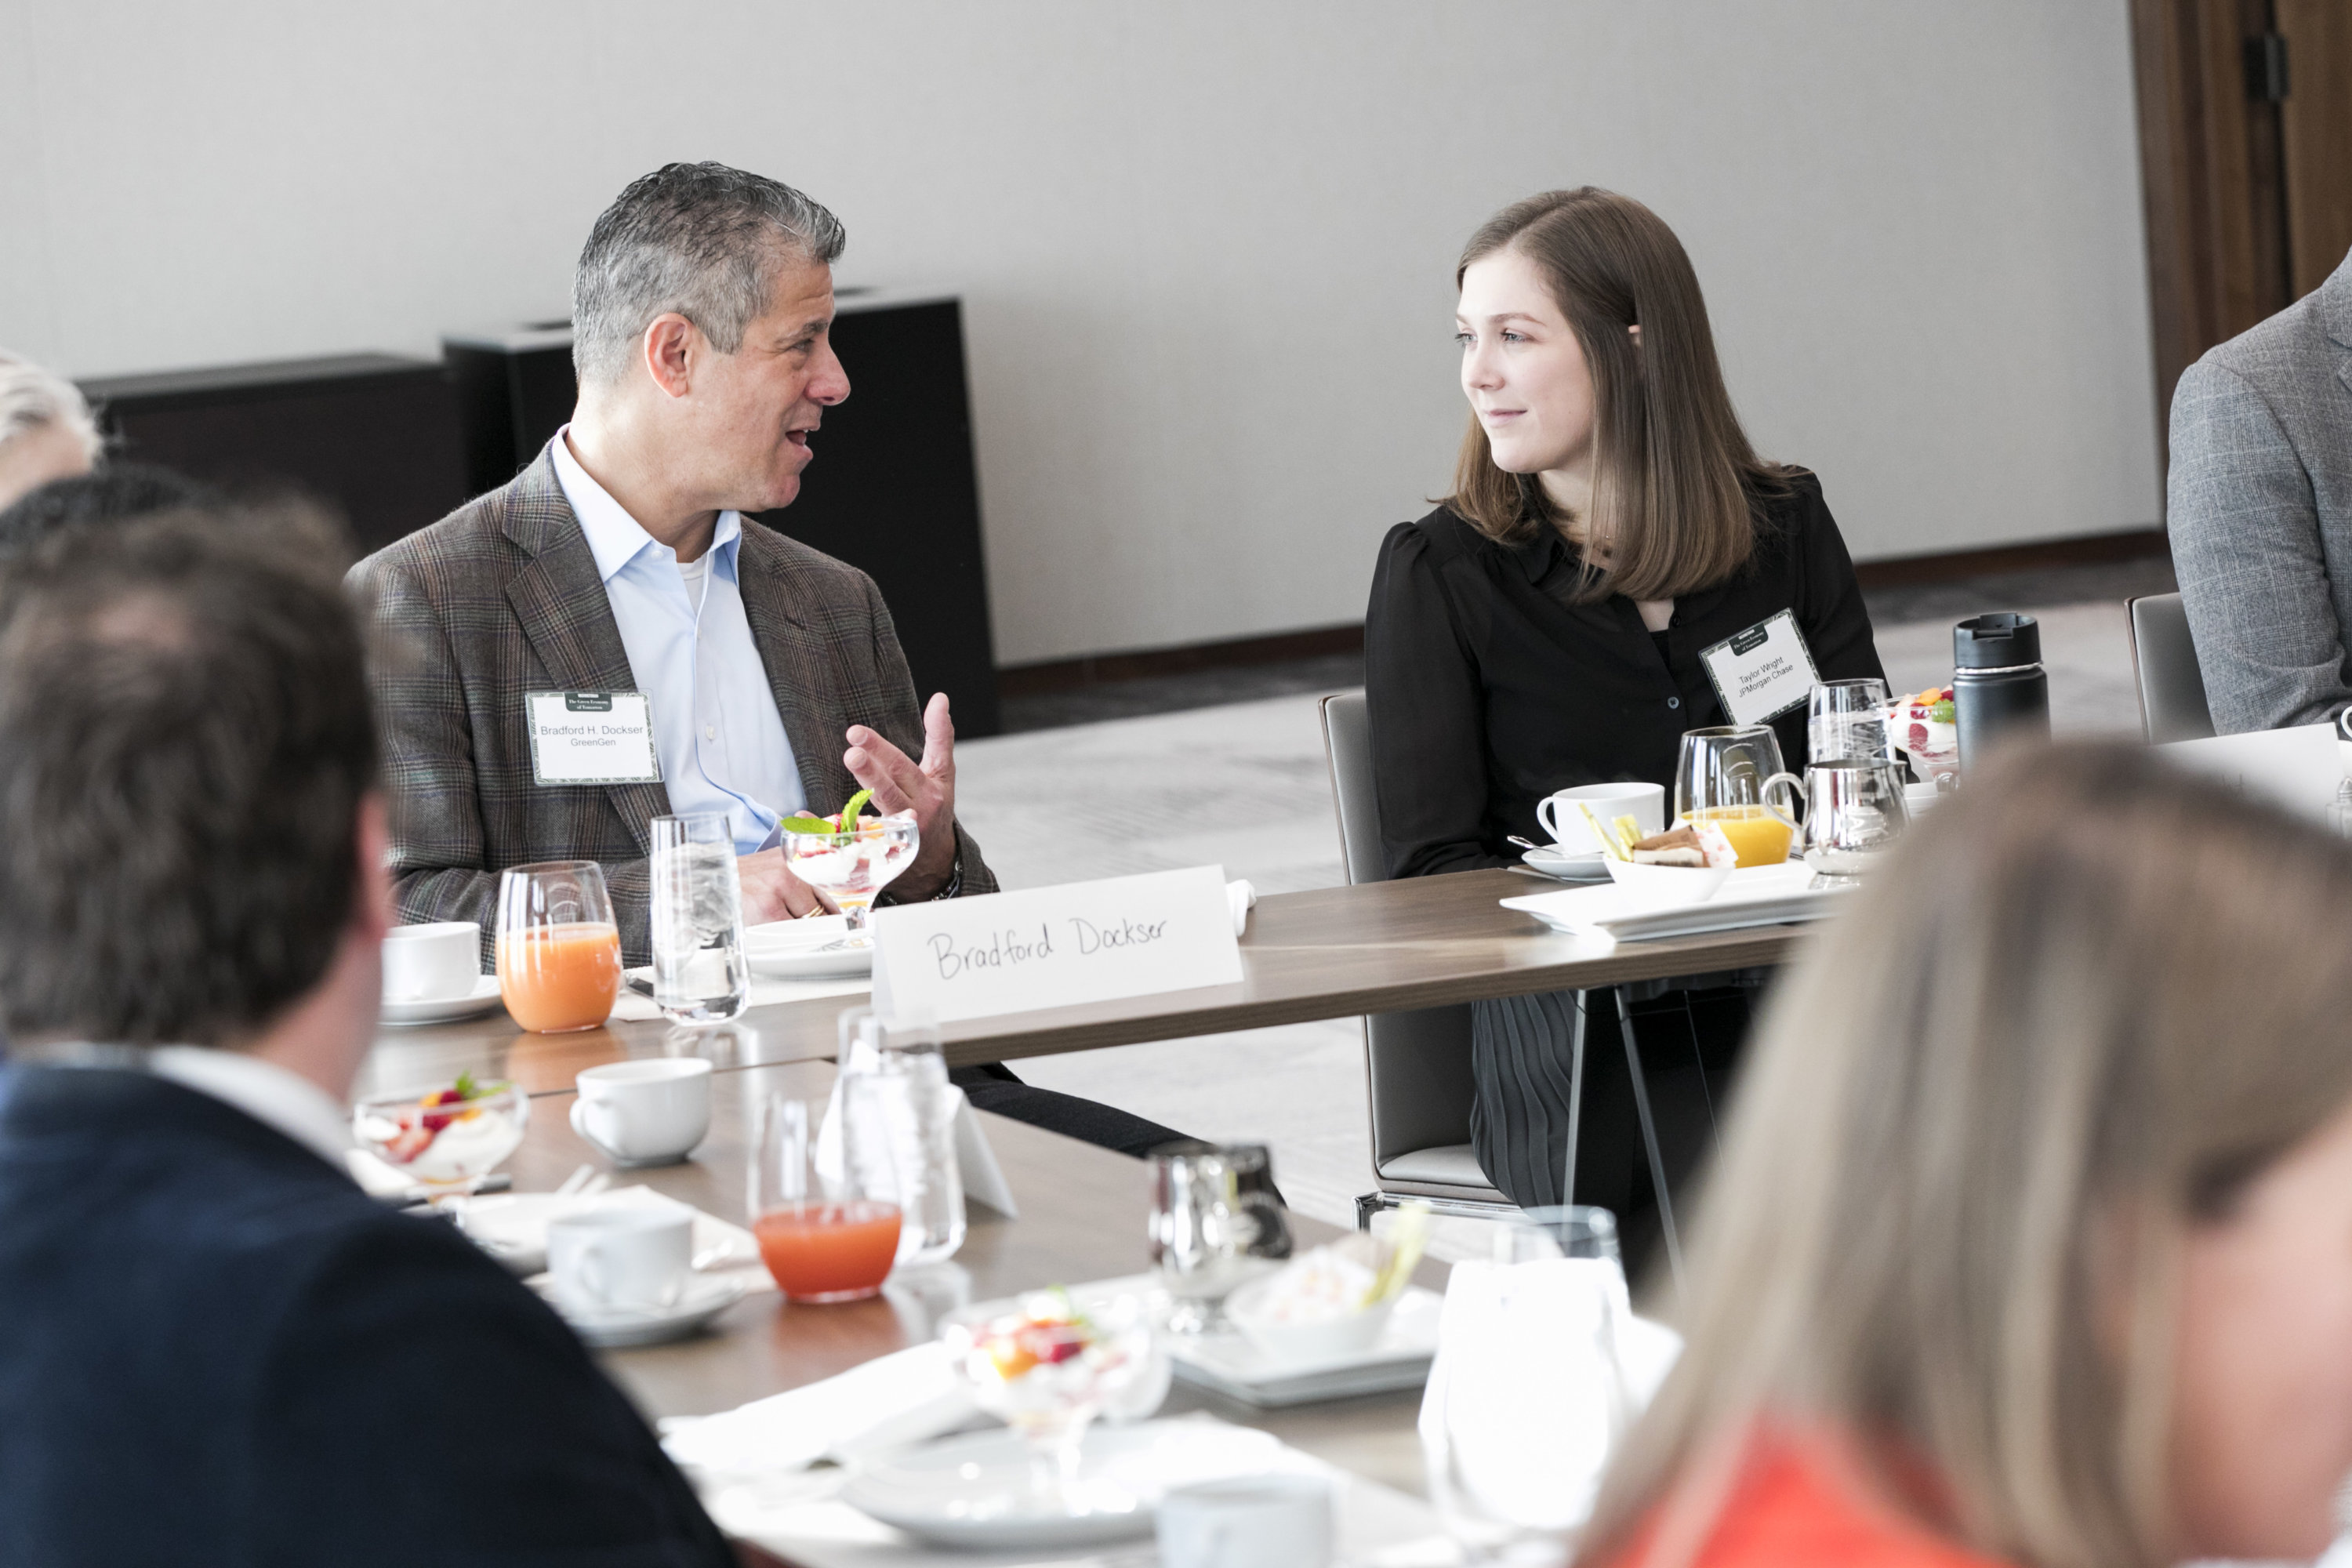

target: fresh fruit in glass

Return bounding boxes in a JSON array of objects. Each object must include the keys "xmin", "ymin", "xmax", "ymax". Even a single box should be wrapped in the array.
[
  {"xmin": 775, "ymin": 790, "xmax": 921, "ymax": 946},
  {"xmin": 353, "ymin": 1072, "xmax": 529, "ymax": 1203}
]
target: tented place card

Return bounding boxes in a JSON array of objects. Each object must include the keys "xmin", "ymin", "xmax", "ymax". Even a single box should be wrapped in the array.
[
  {"xmin": 2159, "ymin": 721, "xmax": 2344, "ymax": 823},
  {"xmin": 869, "ymin": 866, "xmax": 1243, "ymax": 1025}
]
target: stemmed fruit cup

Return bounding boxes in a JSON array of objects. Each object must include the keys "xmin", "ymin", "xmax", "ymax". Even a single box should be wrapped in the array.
[
  {"xmin": 778, "ymin": 809, "xmax": 921, "ymax": 946},
  {"xmin": 353, "ymin": 1075, "xmax": 530, "ymax": 1206}
]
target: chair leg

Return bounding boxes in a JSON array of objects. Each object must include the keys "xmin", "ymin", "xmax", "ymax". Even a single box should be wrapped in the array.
[
  {"xmin": 1679, "ymin": 989, "xmax": 1723, "ymax": 1165},
  {"xmin": 1355, "ymin": 1192, "xmax": 1381, "ymax": 1232},
  {"xmin": 1562, "ymin": 989, "xmax": 1588, "ymax": 1208},
  {"xmin": 1617, "ymin": 986, "xmax": 1686, "ymax": 1301}
]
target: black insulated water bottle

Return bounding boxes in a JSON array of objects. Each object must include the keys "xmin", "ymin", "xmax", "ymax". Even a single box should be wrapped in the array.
[{"xmin": 1953, "ymin": 612, "xmax": 2051, "ymax": 771}]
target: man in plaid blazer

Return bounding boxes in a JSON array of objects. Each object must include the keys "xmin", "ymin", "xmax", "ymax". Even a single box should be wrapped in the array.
[
  {"xmin": 351, "ymin": 162, "xmax": 994, "ymax": 967},
  {"xmin": 354, "ymin": 447, "xmax": 994, "ymax": 964},
  {"xmin": 352, "ymin": 163, "xmax": 1185, "ymax": 1159}
]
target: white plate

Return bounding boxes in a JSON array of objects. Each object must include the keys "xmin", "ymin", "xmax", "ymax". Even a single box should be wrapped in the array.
[
  {"xmin": 532, "ymin": 1271, "xmax": 750, "ymax": 1348},
  {"xmin": 379, "ymin": 975, "xmax": 504, "ymax": 1027},
  {"xmin": 1502, "ymin": 862, "xmax": 1849, "ymax": 942},
  {"xmin": 841, "ymin": 1418, "xmax": 1283, "ymax": 1551},
  {"xmin": 1520, "ymin": 846, "xmax": 1611, "ymax": 883},
  {"xmin": 1171, "ymin": 1285, "xmax": 1444, "ymax": 1407},
  {"xmin": 742, "ymin": 916, "xmax": 873, "ymax": 980}
]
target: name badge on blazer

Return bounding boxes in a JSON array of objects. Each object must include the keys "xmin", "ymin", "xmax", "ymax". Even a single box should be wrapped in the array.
[
  {"xmin": 1697, "ymin": 611, "xmax": 1820, "ymax": 726},
  {"xmin": 524, "ymin": 691, "xmax": 663, "ymax": 786}
]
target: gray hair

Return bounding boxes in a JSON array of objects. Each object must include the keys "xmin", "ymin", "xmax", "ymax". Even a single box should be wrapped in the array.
[
  {"xmin": 0, "ymin": 351, "xmax": 101, "ymax": 464},
  {"xmin": 571, "ymin": 162, "xmax": 846, "ymax": 387}
]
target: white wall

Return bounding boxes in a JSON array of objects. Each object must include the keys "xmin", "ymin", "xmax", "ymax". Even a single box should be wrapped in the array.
[{"xmin": 0, "ymin": 1, "xmax": 2161, "ymax": 665}]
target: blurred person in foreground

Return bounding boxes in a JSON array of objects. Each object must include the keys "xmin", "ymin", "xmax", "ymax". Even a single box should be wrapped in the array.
[
  {"xmin": 1581, "ymin": 742, "xmax": 2352, "ymax": 1568},
  {"xmin": 0, "ymin": 507, "xmax": 749, "ymax": 1566},
  {"xmin": 0, "ymin": 350, "xmax": 100, "ymax": 511},
  {"xmin": 0, "ymin": 460, "xmax": 216, "ymax": 557}
]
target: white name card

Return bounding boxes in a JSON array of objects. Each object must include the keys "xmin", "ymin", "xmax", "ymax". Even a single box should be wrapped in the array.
[
  {"xmin": 2158, "ymin": 721, "xmax": 2345, "ymax": 823},
  {"xmin": 869, "ymin": 866, "xmax": 1243, "ymax": 1025}
]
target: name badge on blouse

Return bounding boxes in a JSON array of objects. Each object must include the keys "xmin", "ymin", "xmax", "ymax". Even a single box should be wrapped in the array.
[
  {"xmin": 1697, "ymin": 611, "xmax": 1820, "ymax": 726},
  {"xmin": 524, "ymin": 691, "xmax": 664, "ymax": 786}
]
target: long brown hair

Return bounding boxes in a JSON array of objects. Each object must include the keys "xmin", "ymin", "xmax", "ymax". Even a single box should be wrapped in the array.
[
  {"xmin": 1580, "ymin": 743, "xmax": 2352, "ymax": 1568},
  {"xmin": 1446, "ymin": 188, "xmax": 1788, "ymax": 601}
]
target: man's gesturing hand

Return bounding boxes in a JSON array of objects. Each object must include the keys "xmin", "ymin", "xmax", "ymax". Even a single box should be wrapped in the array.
[{"xmin": 844, "ymin": 693, "xmax": 958, "ymax": 899}]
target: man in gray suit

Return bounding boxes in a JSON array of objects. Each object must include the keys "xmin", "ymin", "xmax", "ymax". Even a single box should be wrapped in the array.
[
  {"xmin": 2169, "ymin": 247, "xmax": 2352, "ymax": 733},
  {"xmin": 356, "ymin": 163, "xmax": 995, "ymax": 960}
]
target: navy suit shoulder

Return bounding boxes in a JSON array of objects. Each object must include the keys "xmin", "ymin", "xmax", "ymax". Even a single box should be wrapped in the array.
[{"xmin": 0, "ymin": 1065, "xmax": 732, "ymax": 1568}]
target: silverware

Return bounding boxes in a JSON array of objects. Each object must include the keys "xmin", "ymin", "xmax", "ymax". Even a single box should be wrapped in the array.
[
  {"xmin": 1508, "ymin": 834, "xmax": 1548, "ymax": 853},
  {"xmin": 383, "ymin": 1171, "xmax": 511, "ymax": 1209}
]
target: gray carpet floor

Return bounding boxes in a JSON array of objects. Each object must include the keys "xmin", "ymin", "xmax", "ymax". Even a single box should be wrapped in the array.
[{"xmin": 955, "ymin": 570, "xmax": 2160, "ymax": 1245}]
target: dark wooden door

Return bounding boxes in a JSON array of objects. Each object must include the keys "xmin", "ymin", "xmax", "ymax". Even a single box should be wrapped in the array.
[{"xmin": 2132, "ymin": 0, "xmax": 2352, "ymax": 441}]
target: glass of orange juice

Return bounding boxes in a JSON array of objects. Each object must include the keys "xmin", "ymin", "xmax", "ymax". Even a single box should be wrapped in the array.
[
  {"xmin": 1673, "ymin": 726, "xmax": 1800, "ymax": 867},
  {"xmin": 750, "ymin": 1091, "xmax": 902, "ymax": 1302},
  {"xmin": 495, "ymin": 861, "xmax": 622, "ymax": 1032}
]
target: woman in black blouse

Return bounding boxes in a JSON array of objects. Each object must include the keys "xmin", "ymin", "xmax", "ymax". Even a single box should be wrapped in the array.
[{"xmin": 1365, "ymin": 188, "xmax": 1886, "ymax": 1246}]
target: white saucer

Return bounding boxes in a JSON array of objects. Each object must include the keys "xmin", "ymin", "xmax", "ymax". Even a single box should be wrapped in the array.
[
  {"xmin": 842, "ymin": 1419, "xmax": 1284, "ymax": 1551},
  {"xmin": 1520, "ymin": 845, "xmax": 1611, "ymax": 883},
  {"xmin": 532, "ymin": 1272, "xmax": 750, "ymax": 1348},
  {"xmin": 743, "ymin": 916, "xmax": 873, "ymax": 980},
  {"xmin": 379, "ymin": 975, "xmax": 505, "ymax": 1026}
]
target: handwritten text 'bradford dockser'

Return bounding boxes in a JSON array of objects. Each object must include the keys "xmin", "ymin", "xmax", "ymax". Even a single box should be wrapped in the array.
[{"xmin": 928, "ymin": 915, "xmax": 1172, "ymax": 981}]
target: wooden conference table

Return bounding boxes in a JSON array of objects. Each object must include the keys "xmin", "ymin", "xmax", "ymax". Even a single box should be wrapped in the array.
[
  {"xmin": 363, "ymin": 866, "xmax": 1817, "ymax": 1100},
  {"xmin": 513, "ymin": 1058, "xmax": 1445, "ymax": 1499}
]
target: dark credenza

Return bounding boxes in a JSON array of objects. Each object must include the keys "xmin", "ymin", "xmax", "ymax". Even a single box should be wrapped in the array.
[
  {"xmin": 78, "ymin": 355, "xmax": 470, "ymax": 557},
  {"xmin": 444, "ymin": 289, "xmax": 1001, "ymax": 737}
]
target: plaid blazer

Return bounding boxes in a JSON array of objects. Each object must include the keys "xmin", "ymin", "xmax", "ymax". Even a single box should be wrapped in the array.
[{"xmin": 350, "ymin": 447, "xmax": 996, "ymax": 965}]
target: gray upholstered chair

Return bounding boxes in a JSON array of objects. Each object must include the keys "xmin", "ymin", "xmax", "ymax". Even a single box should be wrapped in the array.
[
  {"xmin": 2127, "ymin": 592, "xmax": 2216, "ymax": 743},
  {"xmin": 1318, "ymin": 692, "xmax": 1516, "ymax": 1228},
  {"xmin": 1321, "ymin": 691, "xmax": 1705, "ymax": 1291}
]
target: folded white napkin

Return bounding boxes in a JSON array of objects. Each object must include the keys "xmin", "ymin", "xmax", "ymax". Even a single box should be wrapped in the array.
[
  {"xmin": 1227, "ymin": 877, "xmax": 1258, "ymax": 936},
  {"xmin": 1417, "ymin": 1255, "xmax": 1681, "ymax": 1534},
  {"xmin": 661, "ymin": 1341, "xmax": 980, "ymax": 1480},
  {"xmin": 440, "ymin": 1185, "xmax": 769, "ymax": 1287}
]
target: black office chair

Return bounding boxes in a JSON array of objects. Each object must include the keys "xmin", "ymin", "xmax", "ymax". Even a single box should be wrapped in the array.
[{"xmin": 1318, "ymin": 692, "xmax": 1699, "ymax": 1288}]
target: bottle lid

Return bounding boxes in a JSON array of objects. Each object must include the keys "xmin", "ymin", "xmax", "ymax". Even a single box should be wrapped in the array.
[{"xmin": 1953, "ymin": 612, "xmax": 2042, "ymax": 669}]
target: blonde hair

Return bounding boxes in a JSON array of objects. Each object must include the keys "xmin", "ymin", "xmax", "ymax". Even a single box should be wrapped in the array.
[
  {"xmin": 1445, "ymin": 189, "xmax": 1788, "ymax": 602},
  {"xmin": 0, "ymin": 350, "xmax": 100, "ymax": 466},
  {"xmin": 1583, "ymin": 743, "xmax": 2352, "ymax": 1568}
]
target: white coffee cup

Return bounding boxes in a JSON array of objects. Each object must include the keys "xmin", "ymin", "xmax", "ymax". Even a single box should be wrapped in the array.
[
  {"xmin": 546, "ymin": 1207, "xmax": 691, "ymax": 1315},
  {"xmin": 569, "ymin": 1058, "xmax": 713, "ymax": 1167},
  {"xmin": 380, "ymin": 921, "xmax": 482, "ymax": 1001},
  {"xmin": 1536, "ymin": 782, "xmax": 1666, "ymax": 855},
  {"xmin": 1157, "ymin": 1474, "xmax": 1333, "ymax": 1568}
]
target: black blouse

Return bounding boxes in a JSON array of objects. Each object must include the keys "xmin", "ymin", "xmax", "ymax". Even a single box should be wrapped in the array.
[{"xmin": 1363, "ymin": 470, "xmax": 1886, "ymax": 879}]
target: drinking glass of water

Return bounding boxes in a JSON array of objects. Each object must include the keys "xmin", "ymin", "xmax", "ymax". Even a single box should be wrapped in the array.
[
  {"xmin": 1806, "ymin": 677, "xmax": 1893, "ymax": 765},
  {"xmin": 648, "ymin": 812, "xmax": 750, "ymax": 1025}
]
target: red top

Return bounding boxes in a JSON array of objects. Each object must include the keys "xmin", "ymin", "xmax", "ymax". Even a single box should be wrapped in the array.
[{"xmin": 1607, "ymin": 1435, "xmax": 2018, "ymax": 1568}]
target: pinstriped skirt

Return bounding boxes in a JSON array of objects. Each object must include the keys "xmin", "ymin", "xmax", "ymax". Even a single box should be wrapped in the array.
[{"xmin": 1468, "ymin": 985, "xmax": 1758, "ymax": 1216}]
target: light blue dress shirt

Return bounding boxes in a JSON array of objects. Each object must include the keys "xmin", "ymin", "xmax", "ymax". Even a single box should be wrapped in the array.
[{"xmin": 550, "ymin": 430, "xmax": 806, "ymax": 852}]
